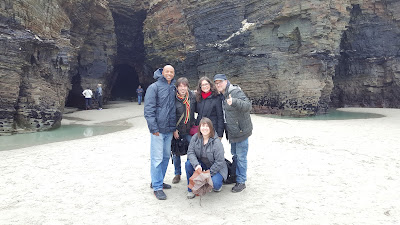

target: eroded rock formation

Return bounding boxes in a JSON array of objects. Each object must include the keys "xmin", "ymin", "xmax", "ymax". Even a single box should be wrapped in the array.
[
  {"xmin": 332, "ymin": 1, "xmax": 400, "ymax": 108},
  {"xmin": 1, "ymin": 0, "xmax": 399, "ymax": 134}
]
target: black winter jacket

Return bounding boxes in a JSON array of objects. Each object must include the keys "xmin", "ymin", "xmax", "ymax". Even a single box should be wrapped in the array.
[
  {"xmin": 175, "ymin": 90, "xmax": 196, "ymax": 135},
  {"xmin": 144, "ymin": 68, "xmax": 176, "ymax": 134},
  {"xmin": 196, "ymin": 94, "xmax": 224, "ymax": 137}
]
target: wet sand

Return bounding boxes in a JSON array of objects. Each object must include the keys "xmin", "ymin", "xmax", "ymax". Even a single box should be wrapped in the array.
[{"xmin": 0, "ymin": 101, "xmax": 399, "ymax": 225}]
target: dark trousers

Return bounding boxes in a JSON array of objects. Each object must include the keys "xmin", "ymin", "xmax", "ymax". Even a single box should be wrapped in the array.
[
  {"xmin": 97, "ymin": 96, "xmax": 103, "ymax": 108},
  {"xmin": 85, "ymin": 98, "xmax": 92, "ymax": 109}
]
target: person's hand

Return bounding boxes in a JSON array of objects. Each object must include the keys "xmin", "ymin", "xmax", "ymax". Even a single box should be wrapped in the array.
[
  {"xmin": 218, "ymin": 137, "xmax": 222, "ymax": 140},
  {"xmin": 226, "ymin": 94, "xmax": 233, "ymax": 106},
  {"xmin": 195, "ymin": 165, "xmax": 202, "ymax": 171},
  {"xmin": 173, "ymin": 130, "xmax": 179, "ymax": 139},
  {"xmin": 152, "ymin": 132, "xmax": 160, "ymax": 136}
]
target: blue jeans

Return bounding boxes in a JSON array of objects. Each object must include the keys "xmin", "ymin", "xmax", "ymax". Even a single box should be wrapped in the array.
[
  {"xmin": 138, "ymin": 95, "xmax": 142, "ymax": 105},
  {"xmin": 150, "ymin": 132, "xmax": 173, "ymax": 191},
  {"xmin": 185, "ymin": 160, "xmax": 223, "ymax": 192},
  {"xmin": 85, "ymin": 98, "xmax": 92, "ymax": 109},
  {"xmin": 172, "ymin": 134, "xmax": 192, "ymax": 175},
  {"xmin": 231, "ymin": 138, "xmax": 249, "ymax": 184}
]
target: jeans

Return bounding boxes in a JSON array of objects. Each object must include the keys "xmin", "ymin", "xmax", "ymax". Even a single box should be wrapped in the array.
[
  {"xmin": 85, "ymin": 98, "xmax": 92, "ymax": 109},
  {"xmin": 138, "ymin": 95, "xmax": 142, "ymax": 105},
  {"xmin": 231, "ymin": 138, "xmax": 249, "ymax": 184},
  {"xmin": 172, "ymin": 134, "xmax": 192, "ymax": 175},
  {"xmin": 185, "ymin": 160, "xmax": 223, "ymax": 192},
  {"xmin": 150, "ymin": 132, "xmax": 173, "ymax": 191},
  {"xmin": 97, "ymin": 95, "xmax": 103, "ymax": 108}
]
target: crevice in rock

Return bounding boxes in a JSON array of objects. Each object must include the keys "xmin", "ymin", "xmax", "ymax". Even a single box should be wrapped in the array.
[
  {"xmin": 108, "ymin": 6, "xmax": 148, "ymax": 100},
  {"xmin": 65, "ymin": 72, "xmax": 83, "ymax": 109}
]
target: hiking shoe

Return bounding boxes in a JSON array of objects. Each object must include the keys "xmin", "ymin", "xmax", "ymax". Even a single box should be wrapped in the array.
[
  {"xmin": 150, "ymin": 183, "xmax": 172, "ymax": 189},
  {"xmin": 187, "ymin": 192, "xmax": 195, "ymax": 199},
  {"xmin": 231, "ymin": 183, "xmax": 246, "ymax": 193},
  {"xmin": 154, "ymin": 190, "xmax": 167, "ymax": 200},
  {"xmin": 213, "ymin": 187, "xmax": 222, "ymax": 192},
  {"xmin": 172, "ymin": 175, "xmax": 181, "ymax": 184}
]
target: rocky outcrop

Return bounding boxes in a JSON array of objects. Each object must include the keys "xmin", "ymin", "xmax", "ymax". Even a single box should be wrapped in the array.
[
  {"xmin": 0, "ymin": 0, "xmax": 116, "ymax": 134},
  {"xmin": 332, "ymin": 1, "xmax": 400, "ymax": 108},
  {"xmin": 1, "ymin": 0, "xmax": 400, "ymax": 135},
  {"xmin": 143, "ymin": 0, "xmax": 351, "ymax": 116}
]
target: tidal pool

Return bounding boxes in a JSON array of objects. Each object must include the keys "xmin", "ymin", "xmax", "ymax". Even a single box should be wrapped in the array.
[
  {"xmin": 262, "ymin": 109, "xmax": 385, "ymax": 120},
  {"xmin": 0, "ymin": 124, "xmax": 130, "ymax": 151}
]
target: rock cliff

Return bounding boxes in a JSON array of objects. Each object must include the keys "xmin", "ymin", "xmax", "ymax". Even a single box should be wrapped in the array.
[{"xmin": 1, "ymin": 0, "xmax": 399, "ymax": 134}]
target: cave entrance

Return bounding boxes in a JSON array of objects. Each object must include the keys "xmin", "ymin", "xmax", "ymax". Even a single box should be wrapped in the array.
[
  {"xmin": 111, "ymin": 64, "xmax": 140, "ymax": 101},
  {"xmin": 65, "ymin": 73, "xmax": 84, "ymax": 109}
]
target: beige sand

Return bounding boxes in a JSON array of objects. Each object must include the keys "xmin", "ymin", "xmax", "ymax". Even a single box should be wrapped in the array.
[{"xmin": 0, "ymin": 101, "xmax": 399, "ymax": 225}]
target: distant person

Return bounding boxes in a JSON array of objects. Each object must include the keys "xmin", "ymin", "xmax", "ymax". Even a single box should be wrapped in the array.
[
  {"xmin": 195, "ymin": 76, "xmax": 224, "ymax": 138},
  {"xmin": 96, "ymin": 84, "xmax": 103, "ymax": 110},
  {"xmin": 82, "ymin": 87, "xmax": 93, "ymax": 110},
  {"xmin": 136, "ymin": 85, "xmax": 144, "ymax": 105},
  {"xmin": 214, "ymin": 74, "xmax": 252, "ymax": 193},
  {"xmin": 172, "ymin": 77, "xmax": 196, "ymax": 184},
  {"xmin": 185, "ymin": 117, "xmax": 227, "ymax": 199},
  {"xmin": 144, "ymin": 65, "xmax": 176, "ymax": 200}
]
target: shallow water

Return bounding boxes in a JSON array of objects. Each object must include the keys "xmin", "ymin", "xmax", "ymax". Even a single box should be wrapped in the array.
[
  {"xmin": 0, "ymin": 125, "xmax": 129, "ymax": 151},
  {"xmin": 262, "ymin": 109, "xmax": 385, "ymax": 120}
]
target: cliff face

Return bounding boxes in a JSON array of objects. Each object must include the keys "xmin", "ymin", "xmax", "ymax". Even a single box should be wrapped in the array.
[
  {"xmin": 332, "ymin": 1, "xmax": 400, "ymax": 108},
  {"xmin": 0, "ymin": 0, "xmax": 117, "ymax": 134},
  {"xmin": 143, "ymin": 0, "xmax": 350, "ymax": 116},
  {"xmin": 0, "ymin": 0, "xmax": 72, "ymax": 134},
  {"xmin": 1, "ymin": 0, "xmax": 400, "ymax": 134}
]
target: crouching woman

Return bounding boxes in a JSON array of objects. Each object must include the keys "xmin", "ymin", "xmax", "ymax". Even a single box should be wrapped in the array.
[{"xmin": 185, "ymin": 117, "xmax": 228, "ymax": 199}]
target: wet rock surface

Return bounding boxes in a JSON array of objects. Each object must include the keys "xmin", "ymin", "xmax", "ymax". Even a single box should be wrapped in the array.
[{"xmin": 1, "ymin": 0, "xmax": 400, "ymax": 134}]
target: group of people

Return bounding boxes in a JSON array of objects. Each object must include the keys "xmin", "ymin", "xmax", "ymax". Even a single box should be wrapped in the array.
[
  {"xmin": 144, "ymin": 65, "xmax": 253, "ymax": 200},
  {"xmin": 82, "ymin": 84, "xmax": 103, "ymax": 110}
]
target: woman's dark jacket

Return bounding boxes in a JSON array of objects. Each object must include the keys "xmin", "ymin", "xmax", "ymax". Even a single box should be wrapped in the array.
[
  {"xmin": 196, "ymin": 94, "xmax": 224, "ymax": 137},
  {"xmin": 175, "ymin": 90, "xmax": 196, "ymax": 135},
  {"xmin": 144, "ymin": 68, "xmax": 176, "ymax": 134},
  {"xmin": 187, "ymin": 133, "xmax": 228, "ymax": 180}
]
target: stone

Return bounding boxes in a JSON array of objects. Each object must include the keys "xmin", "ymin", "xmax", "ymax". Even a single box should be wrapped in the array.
[{"xmin": 1, "ymin": 0, "xmax": 399, "ymax": 135}]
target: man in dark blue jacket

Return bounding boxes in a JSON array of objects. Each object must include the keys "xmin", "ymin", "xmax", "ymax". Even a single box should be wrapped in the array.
[{"xmin": 144, "ymin": 65, "xmax": 176, "ymax": 200}]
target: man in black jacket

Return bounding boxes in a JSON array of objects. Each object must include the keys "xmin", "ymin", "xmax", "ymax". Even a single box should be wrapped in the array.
[
  {"xmin": 214, "ymin": 74, "xmax": 253, "ymax": 193},
  {"xmin": 144, "ymin": 65, "xmax": 176, "ymax": 200}
]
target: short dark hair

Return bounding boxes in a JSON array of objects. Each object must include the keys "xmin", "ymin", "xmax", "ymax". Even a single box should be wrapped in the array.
[
  {"xmin": 197, "ymin": 117, "xmax": 215, "ymax": 138},
  {"xmin": 176, "ymin": 77, "xmax": 189, "ymax": 88}
]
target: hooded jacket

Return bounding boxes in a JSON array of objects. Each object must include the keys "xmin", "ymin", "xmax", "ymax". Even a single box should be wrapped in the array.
[
  {"xmin": 222, "ymin": 83, "xmax": 253, "ymax": 143},
  {"xmin": 175, "ymin": 90, "xmax": 196, "ymax": 135},
  {"xmin": 187, "ymin": 133, "xmax": 228, "ymax": 180},
  {"xmin": 144, "ymin": 68, "xmax": 176, "ymax": 134}
]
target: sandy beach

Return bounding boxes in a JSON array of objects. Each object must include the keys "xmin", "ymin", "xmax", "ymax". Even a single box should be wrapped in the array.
[{"xmin": 0, "ymin": 101, "xmax": 399, "ymax": 225}]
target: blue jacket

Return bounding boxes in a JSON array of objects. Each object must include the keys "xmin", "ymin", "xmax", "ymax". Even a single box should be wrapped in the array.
[{"xmin": 144, "ymin": 68, "xmax": 176, "ymax": 134}]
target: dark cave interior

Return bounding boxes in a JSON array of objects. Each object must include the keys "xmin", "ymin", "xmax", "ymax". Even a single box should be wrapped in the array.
[{"xmin": 111, "ymin": 64, "xmax": 140, "ymax": 101}]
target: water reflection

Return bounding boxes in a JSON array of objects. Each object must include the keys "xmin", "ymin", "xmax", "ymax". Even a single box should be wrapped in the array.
[
  {"xmin": 261, "ymin": 109, "xmax": 384, "ymax": 120},
  {"xmin": 0, "ymin": 124, "xmax": 129, "ymax": 151},
  {"xmin": 83, "ymin": 127, "xmax": 94, "ymax": 137}
]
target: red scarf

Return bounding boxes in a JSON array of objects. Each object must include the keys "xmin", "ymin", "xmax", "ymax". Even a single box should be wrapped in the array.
[
  {"xmin": 176, "ymin": 92, "xmax": 190, "ymax": 124},
  {"xmin": 201, "ymin": 91, "xmax": 212, "ymax": 99}
]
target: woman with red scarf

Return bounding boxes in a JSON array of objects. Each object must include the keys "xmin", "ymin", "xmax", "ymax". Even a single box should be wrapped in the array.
[
  {"xmin": 195, "ymin": 76, "xmax": 224, "ymax": 139},
  {"xmin": 172, "ymin": 77, "xmax": 197, "ymax": 184}
]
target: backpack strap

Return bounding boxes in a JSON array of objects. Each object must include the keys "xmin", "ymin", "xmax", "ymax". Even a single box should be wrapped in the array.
[{"xmin": 176, "ymin": 112, "xmax": 185, "ymax": 127}]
